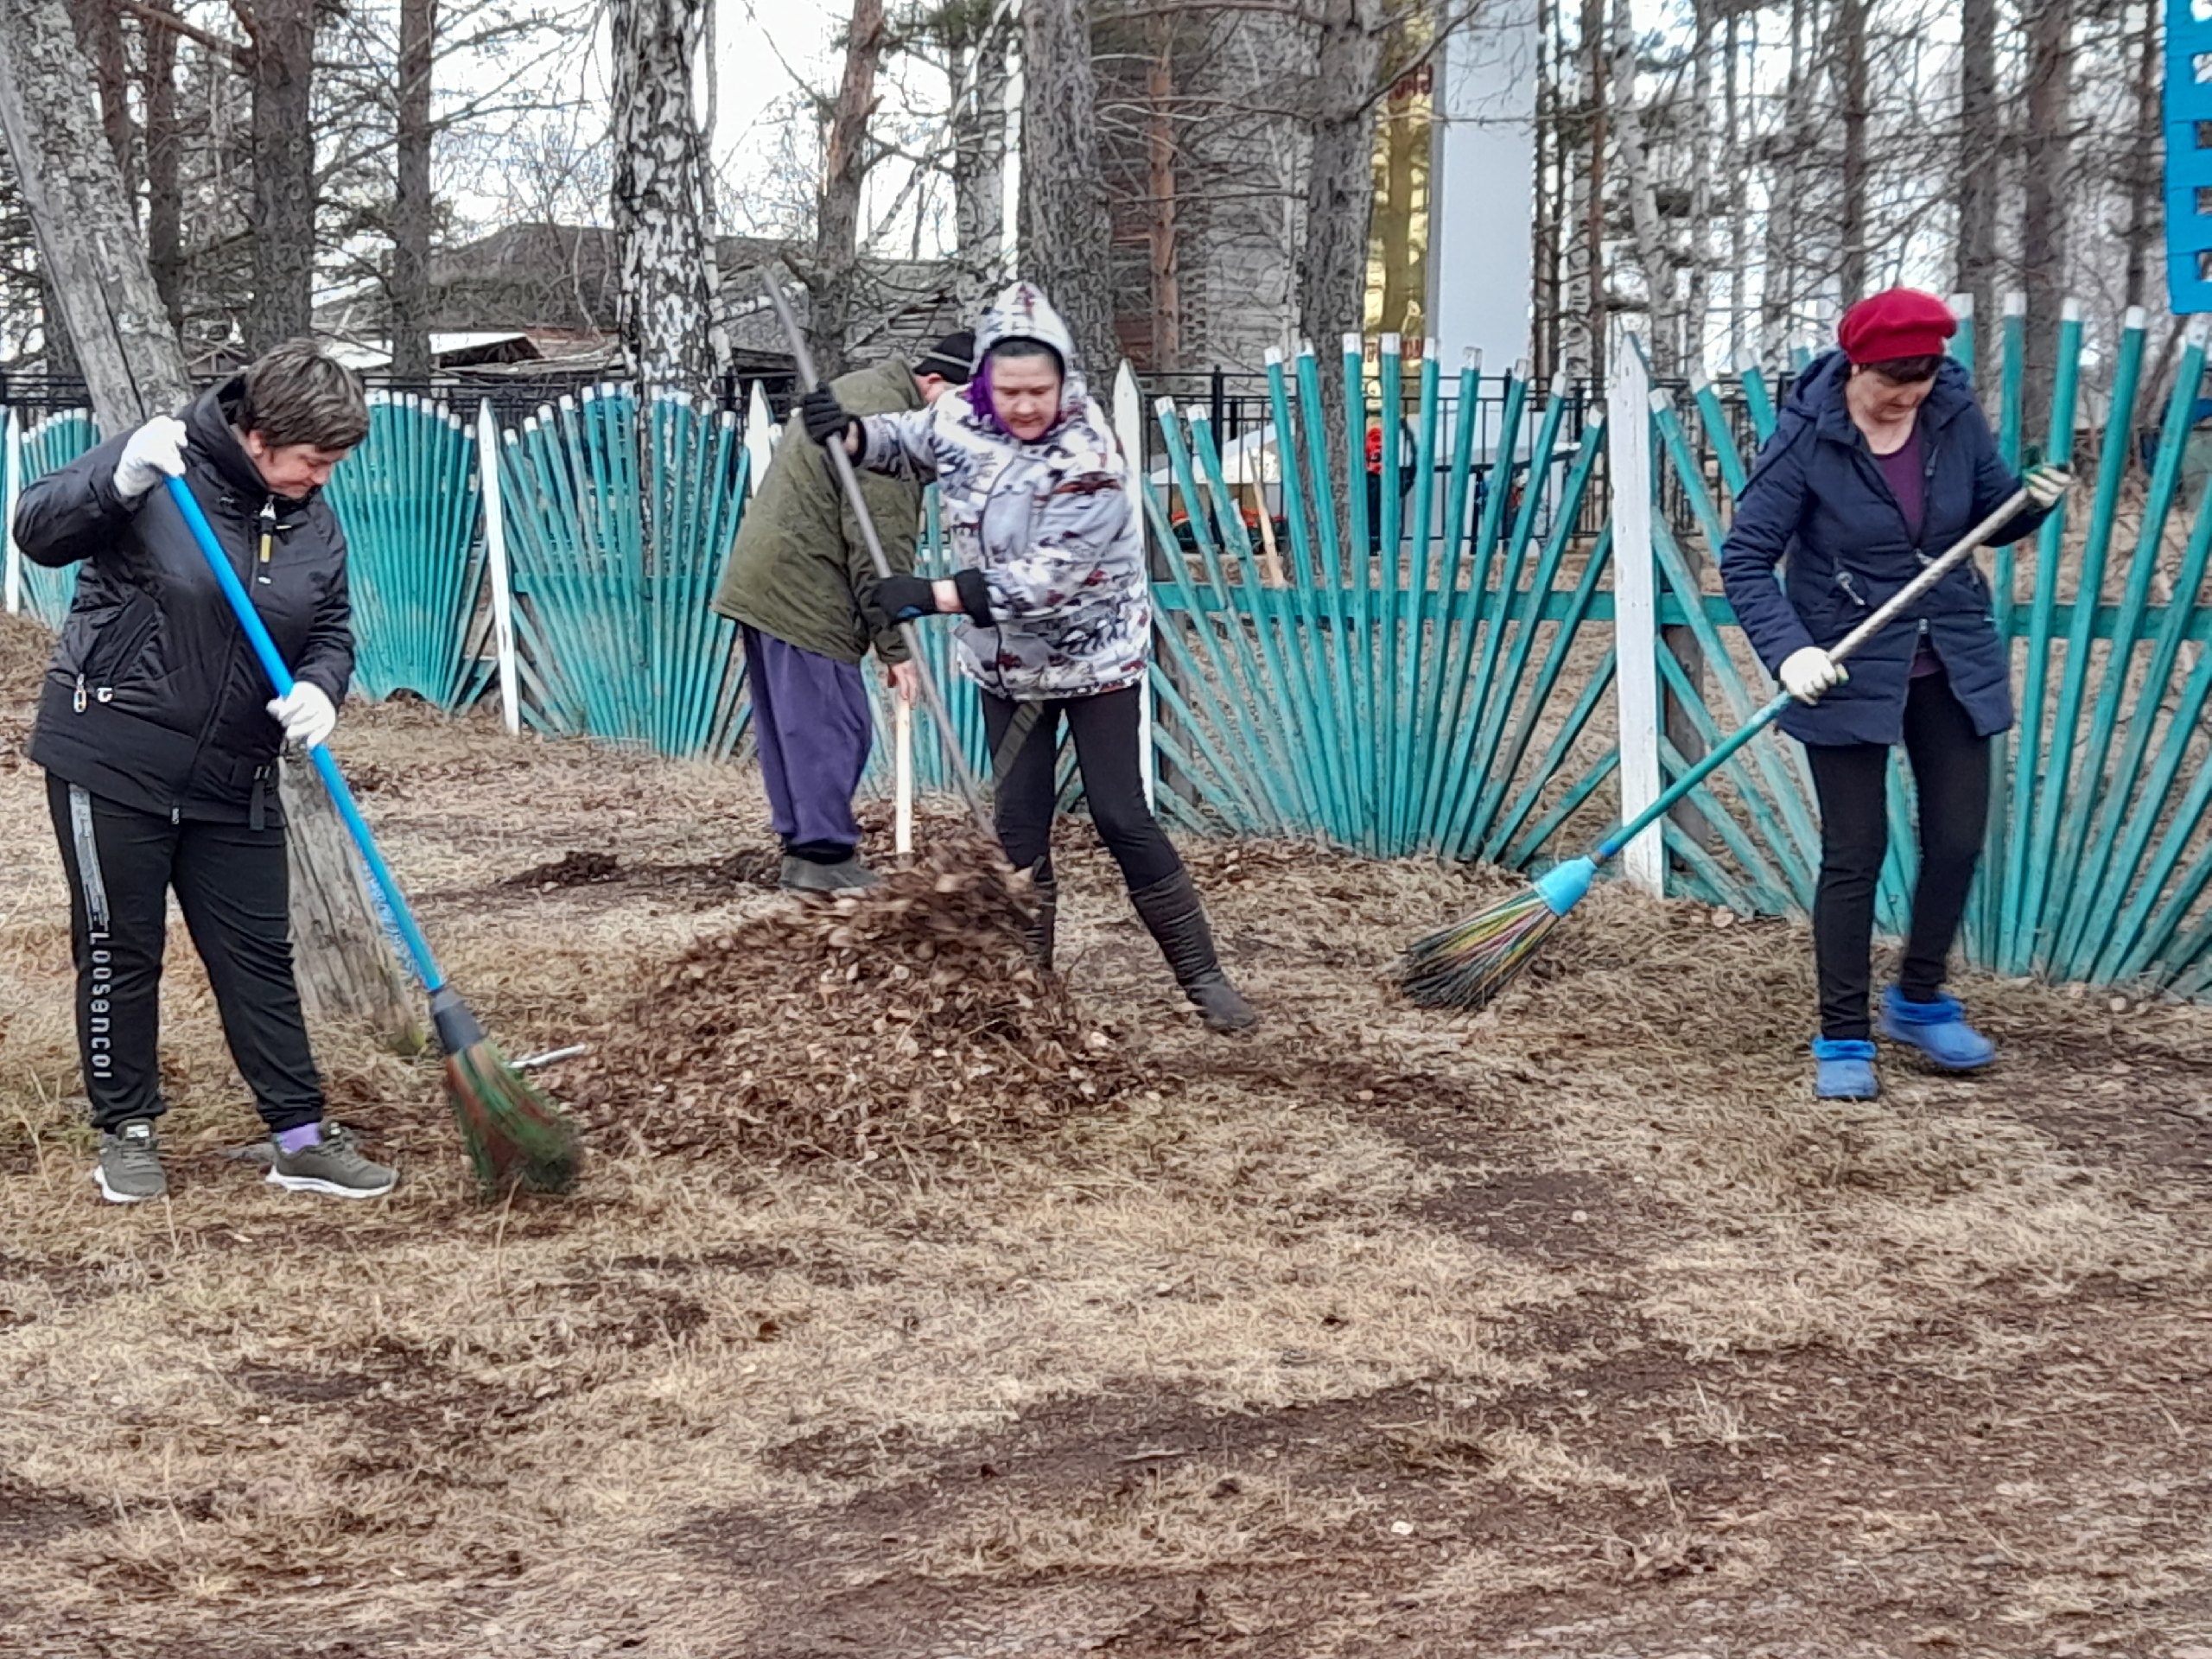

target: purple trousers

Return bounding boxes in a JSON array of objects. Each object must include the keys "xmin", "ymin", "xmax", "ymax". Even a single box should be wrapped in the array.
[{"xmin": 742, "ymin": 626, "xmax": 874, "ymax": 861}]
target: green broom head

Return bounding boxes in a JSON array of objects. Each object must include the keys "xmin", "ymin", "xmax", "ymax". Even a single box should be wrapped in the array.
[
  {"xmin": 1397, "ymin": 856, "xmax": 1595, "ymax": 1012},
  {"xmin": 431, "ymin": 989, "xmax": 583, "ymax": 1194}
]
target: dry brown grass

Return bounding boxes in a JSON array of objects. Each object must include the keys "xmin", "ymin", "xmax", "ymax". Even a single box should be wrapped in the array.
[{"xmin": 5, "ymin": 610, "xmax": 2212, "ymax": 1656}]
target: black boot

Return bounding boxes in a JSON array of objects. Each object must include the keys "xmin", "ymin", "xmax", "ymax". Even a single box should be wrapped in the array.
[
  {"xmin": 1128, "ymin": 871, "xmax": 1258, "ymax": 1034},
  {"xmin": 1025, "ymin": 877, "xmax": 1058, "ymax": 971}
]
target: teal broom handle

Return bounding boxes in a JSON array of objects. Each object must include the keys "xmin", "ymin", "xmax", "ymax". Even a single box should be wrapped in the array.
[
  {"xmin": 162, "ymin": 474, "xmax": 448, "ymax": 993},
  {"xmin": 1594, "ymin": 485, "xmax": 2036, "ymax": 867}
]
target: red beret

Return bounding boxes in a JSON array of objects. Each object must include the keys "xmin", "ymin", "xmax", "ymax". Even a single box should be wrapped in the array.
[{"xmin": 1838, "ymin": 288, "xmax": 1957, "ymax": 364}]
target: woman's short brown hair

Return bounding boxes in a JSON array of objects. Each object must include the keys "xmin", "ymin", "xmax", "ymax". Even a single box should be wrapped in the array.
[
  {"xmin": 235, "ymin": 339, "xmax": 371, "ymax": 450},
  {"xmin": 1857, "ymin": 353, "xmax": 1944, "ymax": 387}
]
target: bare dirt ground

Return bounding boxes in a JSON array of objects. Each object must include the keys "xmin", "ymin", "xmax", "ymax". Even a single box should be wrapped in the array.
[{"xmin": 3, "ymin": 609, "xmax": 2212, "ymax": 1658}]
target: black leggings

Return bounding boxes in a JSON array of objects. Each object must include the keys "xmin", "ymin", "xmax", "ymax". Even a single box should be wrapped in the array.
[
  {"xmin": 47, "ymin": 772, "xmax": 325, "ymax": 1134},
  {"xmin": 982, "ymin": 685, "xmax": 1182, "ymax": 893},
  {"xmin": 1805, "ymin": 674, "xmax": 1990, "ymax": 1040}
]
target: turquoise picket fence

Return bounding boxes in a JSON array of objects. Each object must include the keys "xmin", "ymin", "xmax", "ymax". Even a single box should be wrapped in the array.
[
  {"xmin": 5, "ymin": 410, "xmax": 101, "ymax": 628},
  {"xmin": 1142, "ymin": 338, "xmax": 1618, "ymax": 865},
  {"xmin": 494, "ymin": 386, "xmax": 751, "ymax": 756},
  {"xmin": 321, "ymin": 393, "xmax": 485, "ymax": 708},
  {"xmin": 1639, "ymin": 302, "xmax": 2212, "ymax": 994}
]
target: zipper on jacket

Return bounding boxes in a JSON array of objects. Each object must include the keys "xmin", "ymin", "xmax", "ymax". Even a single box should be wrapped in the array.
[
  {"xmin": 257, "ymin": 500, "xmax": 277, "ymax": 585},
  {"xmin": 1836, "ymin": 569, "xmax": 1870, "ymax": 609}
]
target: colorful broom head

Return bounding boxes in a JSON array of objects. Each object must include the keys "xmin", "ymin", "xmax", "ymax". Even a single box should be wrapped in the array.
[
  {"xmin": 1396, "ymin": 857, "xmax": 1596, "ymax": 1012},
  {"xmin": 432, "ymin": 990, "xmax": 583, "ymax": 1194}
]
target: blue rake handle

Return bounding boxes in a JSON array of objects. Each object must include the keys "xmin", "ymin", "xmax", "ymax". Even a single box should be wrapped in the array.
[
  {"xmin": 163, "ymin": 474, "xmax": 448, "ymax": 996},
  {"xmin": 1534, "ymin": 485, "xmax": 2039, "ymax": 917}
]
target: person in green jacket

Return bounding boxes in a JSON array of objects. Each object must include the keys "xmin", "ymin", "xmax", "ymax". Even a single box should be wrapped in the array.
[{"xmin": 711, "ymin": 332, "xmax": 974, "ymax": 890}]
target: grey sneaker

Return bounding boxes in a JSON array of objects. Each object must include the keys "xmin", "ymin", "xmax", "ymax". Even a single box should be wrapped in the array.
[
  {"xmin": 93, "ymin": 1119, "xmax": 168, "ymax": 1205},
  {"xmin": 267, "ymin": 1123, "xmax": 397, "ymax": 1198},
  {"xmin": 780, "ymin": 854, "xmax": 880, "ymax": 893}
]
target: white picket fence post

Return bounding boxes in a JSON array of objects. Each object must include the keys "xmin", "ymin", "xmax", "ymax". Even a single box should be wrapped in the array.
[
  {"xmin": 1606, "ymin": 337, "xmax": 1665, "ymax": 896},
  {"xmin": 2, "ymin": 407, "xmax": 21, "ymax": 617},
  {"xmin": 475, "ymin": 400, "xmax": 520, "ymax": 736},
  {"xmin": 1112, "ymin": 360, "xmax": 1157, "ymax": 810}
]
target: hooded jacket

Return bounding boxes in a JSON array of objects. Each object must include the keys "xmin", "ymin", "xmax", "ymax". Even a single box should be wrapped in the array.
[
  {"xmin": 16, "ymin": 378, "xmax": 355, "ymax": 825},
  {"xmin": 853, "ymin": 283, "xmax": 1149, "ymax": 701},
  {"xmin": 709, "ymin": 356, "xmax": 922, "ymax": 665},
  {"xmin": 1717, "ymin": 351, "xmax": 2047, "ymax": 747}
]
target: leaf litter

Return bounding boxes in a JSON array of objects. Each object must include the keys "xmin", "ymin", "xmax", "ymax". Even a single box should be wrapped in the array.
[{"xmin": 563, "ymin": 830, "xmax": 1141, "ymax": 1164}]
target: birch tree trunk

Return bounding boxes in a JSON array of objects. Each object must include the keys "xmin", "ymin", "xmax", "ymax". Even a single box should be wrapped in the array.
[
  {"xmin": 1683, "ymin": 0, "xmax": 1713, "ymax": 375},
  {"xmin": 0, "ymin": 0, "xmax": 419, "ymax": 1050},
  {"xmin": 810, "ymin": 0, "xmax": 886, "ymax": 380},
  {"xmin": 1760, "ymin": 0, "xmax": 1810, "ymax": 353},
  {"xmin": 1611, "ymin": 0, "xmax": 1674, "ymax": 376},
  {"xmin": 1726, "ymin": 6, "xmax": 1746, "ymax": 363},
  {"xmin": 250, "ymin": 0, "xmax": 318, "ymax": 351},
  {"xmin": 611, "ymin": 0, "xmax": 723, "ymax": 391},
  {"xmin": 1018, "ymin": 0, "xmax": 1118, "ymax": 373},
  {"xmin": 1569, "ymin": 0, "xmax": 1606, "ymax": 380},
  {"xmin": 389, "ymin": 0, "xmax": 437, "ymax": 383}
]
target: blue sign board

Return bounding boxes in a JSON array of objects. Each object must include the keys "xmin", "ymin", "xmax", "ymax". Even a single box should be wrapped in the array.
[{"xmin": 2169, "ymin": 0, "xmax": 2212, "ymax": 312}]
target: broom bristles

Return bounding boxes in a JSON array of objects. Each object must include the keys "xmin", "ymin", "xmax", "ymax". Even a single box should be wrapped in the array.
[
  {"xmin": 445, "ymin": 1039, "xmax": 584, "ymax": 1194},
  {"xmin": 1397, "ymin": 885, "xmax": 1565, "ymax": 1012}
]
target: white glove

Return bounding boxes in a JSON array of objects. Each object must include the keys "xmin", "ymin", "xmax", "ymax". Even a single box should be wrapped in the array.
[
  {"xmin": 113, "ymin": 416, "xmax": 188, "ymax": 501},
  {"xmin": 2024, "ymin": 464, "xmax": 2072, "ymax": 509},
  {"xmin": 1779, "ymin": 645, "xmax": 1847, "ymax": 705},
  {"xmin": 268, "ymin": 683, "xmax": 337, "ymax": 749}
]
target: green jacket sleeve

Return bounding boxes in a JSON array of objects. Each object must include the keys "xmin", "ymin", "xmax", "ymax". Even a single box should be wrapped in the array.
[{"xmin": 841, "ymin": 454, "xmax": 921, "ymax": 664}]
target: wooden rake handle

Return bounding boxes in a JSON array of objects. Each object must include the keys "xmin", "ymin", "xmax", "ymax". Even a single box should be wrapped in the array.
[{"xmin": 759, "ymin": 278, "xmax": 995, "ymax": 838}]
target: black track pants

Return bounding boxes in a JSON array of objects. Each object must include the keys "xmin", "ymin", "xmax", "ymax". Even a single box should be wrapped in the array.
[
  {"xmin": 1804, "ymin": 674, "xmax": 1991, "ymax": 1041},
  {"xmin": 47, "ymin": 772, "xmax": 325, "ymax": 1135},
  {"xmin": 982, "ymin": 686, "xmax": 1183, "ymax": 893}
]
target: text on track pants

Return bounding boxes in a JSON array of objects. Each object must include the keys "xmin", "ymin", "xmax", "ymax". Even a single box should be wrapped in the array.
[{"xmin": 47, "ymin": 772, "xmax": 326, "ymax": 1135}]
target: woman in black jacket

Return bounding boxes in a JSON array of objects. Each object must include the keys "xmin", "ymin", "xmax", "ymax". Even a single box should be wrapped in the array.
[
  {"xmin": 18, "ymin": 340, "xmax": 397, "ymax": 1203},
  {"xmin": 1717, "ymin": 289, "xmax": 2068, "ymax": 1102}
]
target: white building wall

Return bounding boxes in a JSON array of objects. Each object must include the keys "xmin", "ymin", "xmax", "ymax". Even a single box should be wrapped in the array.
[{"xmin": 1428, "ymin": 3, "xmax": 1540, "ymax": 365}]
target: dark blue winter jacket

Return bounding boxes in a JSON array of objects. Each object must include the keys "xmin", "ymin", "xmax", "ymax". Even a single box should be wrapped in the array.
[{"xmin": 1718, "ymin": 351, "xmax": 2048, "ymax": 747}]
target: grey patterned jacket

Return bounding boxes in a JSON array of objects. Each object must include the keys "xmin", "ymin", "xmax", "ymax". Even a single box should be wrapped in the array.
[{"xmin": 854, "ymin": 283, "xmax": 1151, "ymax": 702}]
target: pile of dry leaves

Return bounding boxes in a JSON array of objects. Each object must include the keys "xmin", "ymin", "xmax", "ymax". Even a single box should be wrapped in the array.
[
  {"xmin": 0, "ymin": 612, "xmax": 52, "ymax": 763},
  {"xmin": 564, "ymin": 833, "xmax": 1139, "ymax": 1163}
]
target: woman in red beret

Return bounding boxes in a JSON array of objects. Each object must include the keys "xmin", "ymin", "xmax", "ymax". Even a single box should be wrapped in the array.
[{"xmin": 1719, "ymin": 288, "xmax": 2069, "ymax": 1100}]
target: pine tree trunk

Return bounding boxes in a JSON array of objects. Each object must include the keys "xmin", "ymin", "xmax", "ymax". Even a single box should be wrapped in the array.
[
  {"xmin": 1957, "ymin": 0, "xmax": 1999, "ymax": 367},
  {"xmin": 1834, "ymin": 0, "xmax": 1869, "ymax": 304},
  {"xmin": 2121, "ymin": 0, "xmax": 2159, "ymax": 313},
  {"xmin": 2021, "ymin": 0, "xmax": 2073, "ymax": 420},
  {"xmin": 0, "ymin": 0, "xmax": 418, "ymax": 1048},
  {"xmin": 951, "ymin": 16, "xmax": 1010, "ymax": 312},
  {"xmin": 1298, "ymin": 0, "xmax": 1384, "ymax": 512},
  {"xmin": 810, "ymin": 0, "xmax": 885, "ymax": 380},
  {"xmin": 389, "ymin": 0, "xmax": 436, "ymax": 383},
  {"xmin": 63, "ymin": 0, "xmax": 134, "ymax": 195},
  {"xmin": 1018, "ymin": 0, "xmax": 1118, "ymax": 373},
  {"xmin": 251, "ymin": 0, "xmax": 316, "ymax": 352},
  {"xmin": 143, "ymin": 0, "xmax": 185, "ymax": 336},
  {"xmin": 611, "ymin": 0, "xmax": 722, "ymax": 391}
]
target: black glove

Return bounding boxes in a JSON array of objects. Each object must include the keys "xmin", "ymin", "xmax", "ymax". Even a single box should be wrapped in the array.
[
  {"xmin": 799, "ymin": 387, "xmax": 855, "ymax": 448},
  {"xmin": 868, "ymin": 574, "xmax": 939, "ymax": 628}
]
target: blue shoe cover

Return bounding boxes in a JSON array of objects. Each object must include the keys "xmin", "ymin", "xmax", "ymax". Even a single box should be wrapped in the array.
[
  {"xmin": 1811, "ymin": 1037, "xmax": 1879, "ymax": 1100},
  {"xmin": 1878, "ymin": 988, "xmax": 1996, "ymax": 1071}
]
